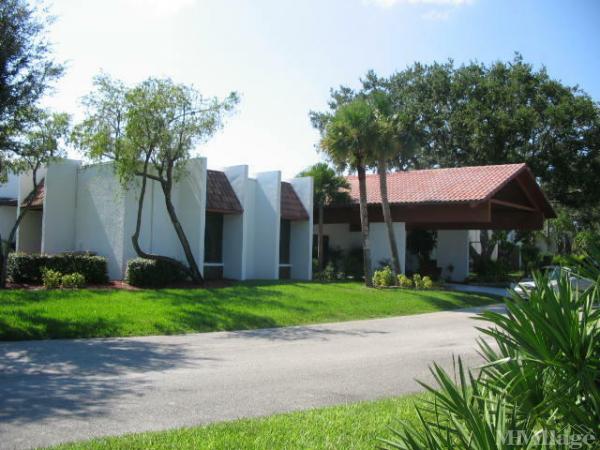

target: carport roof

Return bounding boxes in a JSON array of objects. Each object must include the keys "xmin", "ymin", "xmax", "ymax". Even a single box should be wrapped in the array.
[{"xmin": 343, "ymin": 163, "xmax": 554, "ymax": 217}]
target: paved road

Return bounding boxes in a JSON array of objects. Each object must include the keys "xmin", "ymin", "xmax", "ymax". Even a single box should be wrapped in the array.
[{"xmin": 0, "ymin": 305, "xmax": 504, "ymax": 450}]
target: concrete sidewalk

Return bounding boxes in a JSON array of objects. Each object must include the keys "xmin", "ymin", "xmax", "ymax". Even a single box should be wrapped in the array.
[{"xmin": 0, "ymin": 304, "xmax": 504, "ymax": 450}]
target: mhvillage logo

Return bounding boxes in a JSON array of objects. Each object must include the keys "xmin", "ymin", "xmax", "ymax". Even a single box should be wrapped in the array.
[{"xmin": 503, "ymin": 425, "xmax": 596, "ymax": 449}]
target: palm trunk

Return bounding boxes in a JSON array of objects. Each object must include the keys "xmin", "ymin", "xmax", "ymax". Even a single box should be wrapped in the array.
[
  {"xmin": 357, "ymin": 163, "xmax": 373, "ymax": 287},
  {"xmin": 318, "ymin": 203, "xmax": 324, "ymax": 271},
  {"xmin": 161, "ymin": 166, "xmax": 203, "ymax": 284},
  {"xmin": 378, "ymin": 158, "xmax": 401, "ymax": 280}
]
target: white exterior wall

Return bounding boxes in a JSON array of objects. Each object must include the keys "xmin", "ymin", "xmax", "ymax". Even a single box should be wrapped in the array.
[
  {"xmin": 41, "ymin": 159, "xmax": 81, "ymax": 254},
  {"xmin": 247, "ymin": 171, "xmax": 281, "ymax": 279},
  {"xmin": 0, "ymin": 206, "xmax": 17, "ymax": 241},
  {"xmin": 222, "ymin": 165, "xmax": 249, "ymax": 279},
  {"xmin": 320, "ymin": 222, "xmax": 406, "ymax": 273},
  {"xmin": 74, "ymin": 163, "xmax": 128, "ymax": 279},
  {"xmin": 369, "ymin": 222, "xmax": 406, "ymax": 272},
  {"xmin": 289, "ymin": 176, "xmax": 313, "ymax": 280},
  {"xmin": 0, "ymin": 174, "xmax": 19, "ymax": 242},
  {"xmin": 73, "ymin": 159, "xmax": 207, "ymax": 280},
  {"xmin": 436, "ymin": 229, "xmax": 470, "ymax": 282}
]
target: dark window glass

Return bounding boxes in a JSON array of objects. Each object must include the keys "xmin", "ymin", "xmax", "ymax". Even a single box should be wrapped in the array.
[
  {"xmin": 204, "ymin": 212, "xmax": 223, "ymax": 263},
  {"xmin": 279, "ymin": 219, "xmax": 291, "ymax": 264}
]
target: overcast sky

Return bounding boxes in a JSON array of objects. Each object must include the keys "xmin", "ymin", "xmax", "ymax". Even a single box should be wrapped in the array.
[{"xmin": 42, "ymin": 0, "xmax": 600, "ymax": 178}]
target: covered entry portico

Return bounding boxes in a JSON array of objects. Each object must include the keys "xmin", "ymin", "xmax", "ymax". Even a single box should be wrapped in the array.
[{"xmin": 319, "ymin": 163, "xmax": 556, "ymax": 282}]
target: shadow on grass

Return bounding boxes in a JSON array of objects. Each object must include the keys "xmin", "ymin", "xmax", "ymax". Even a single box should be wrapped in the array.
[{"xmin": 0, "ymin": 337, "xmax": 213, "ymax": 424}]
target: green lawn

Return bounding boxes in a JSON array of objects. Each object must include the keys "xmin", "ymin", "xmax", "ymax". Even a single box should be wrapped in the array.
[
  {"xmin": 49, "ymin": 392, "xmax": 427, "ymax": 450},
  {"xmin": 0, "ymin": 281, "xmax": 498, "ymax": 341}
]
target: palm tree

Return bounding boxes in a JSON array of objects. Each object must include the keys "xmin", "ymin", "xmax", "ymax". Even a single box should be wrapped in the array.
[
  {"xmin": 298, "ymin": 163, "xmax": 350, "ymax": 271},
  {"xmin": 317, "ymin": 98, "xmax": 378, "ymax": 286},
  {"xmin": 369, "ymin": 91, "xmax": 403, "ymax": 279}
]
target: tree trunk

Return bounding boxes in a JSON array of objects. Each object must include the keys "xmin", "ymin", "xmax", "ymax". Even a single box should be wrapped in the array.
[
  {"xmin": 130, "ymin": 159, "xmax": 193, "ymax": 279},
  {"xmin": 378, "ymin": 158, "xmax": 401, "ymax": 280},
  {"xmin": 357, "ymin": 163, "xmax": 373, "ymax": 287},
  {"xmin": 160, "ymin": 167, "xmax": 203, "ymax": 284},
  {"xmin": 317, "ymin": 203, "xmax": 324, "ymax": 271},
  {"xmin": 0, "ymin": 175, "xmax": 40, "ymax": 288}
]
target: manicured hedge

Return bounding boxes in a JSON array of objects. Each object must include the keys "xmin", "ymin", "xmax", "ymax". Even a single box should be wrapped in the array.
[
  {"xmin": 8, "ymin": 252, "xmax": 108, "ymax": 284},
  {"xmin": 125, "ymin": 258, "xmax": 187, "ymax": 288}
]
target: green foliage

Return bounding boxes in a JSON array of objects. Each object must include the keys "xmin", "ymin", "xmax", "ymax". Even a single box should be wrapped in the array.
[
  {"xmin": 8, "ymin": 253, "xmax": 108, "ymax": 284},
  {"xmin": 125, "ymin": 258, "xmax": 187, "ymax": 288},
  {"xmin": 373, "ymin": 266, "xmax": 395, "ymax": 288},
  {"xmin": 314, "ymin": 262, "xmax": 337, "ymax": 282},
  {"xmin": 421, "ymin": 276, "xmax": 433, "ymax": 289},
  {"xmin": 397, "ymin": 274, "xmax": 413, "ymax": 288},
  {"xmin": 298, "ymin": 162, "xmax": 350, "ymax": 207},
  {"xmin": 412, "ymin": 274, "xmax": 423, "ymax": 289},
  {"xmin": 41, "ymin": 268, "xmax": 62, "ymax": 290},
  {"xmin": 471, "ymin": 258, "xmax": 511, "ymax": 283},
  {"xmin": 0, "ymin": 0, "xmax": 64, "ymax": 158},
  {"xmin": 339, "ymin": 247, "xmax": 364, "ymax": 279},
  {"xmin": 406, "ymin": 230, "xmax": 436, "ymax": 264},
  {"xmin": 573, "ymin": 229, "xmax": 600, "ymax": 256},
  {"xmin": 382, "ymin": 272, "xmax": 600, "ymax": 449},
  {"xmin": 61, "ymin": 272, "xmax": 85, "ymax": 289}
]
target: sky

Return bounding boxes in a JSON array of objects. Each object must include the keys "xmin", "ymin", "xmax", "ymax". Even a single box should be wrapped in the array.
[{"xmin": 42, "ymin": 0, "xmax": 600, "ymax": 178}]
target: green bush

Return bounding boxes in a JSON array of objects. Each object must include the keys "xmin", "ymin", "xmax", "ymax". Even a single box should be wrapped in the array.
[
  {"xmin": 125, "ymin": 258, "xmax": 187, "ymax": 288},
  {"xmin": 61, "ymin": 272, "xmax": 86, "ymax": 289},
  {"xmin": 397, "ymin": 274, "xmax": 413, "ymax": 288},
  {"xmin": 412, "ymin": 273, "xmax": 423, "ymax": 289},
  {"xmin": 421, "ymin": 275, "xmax": 433, "ymax": 289},
  {"xmin": 41, "ymin": 268, "xmax": 62, "ymax": 289},
  {"xmin": 382, "ymin": 272, "xmax": 600, "ymax": 449},
  {"xmin": 314, "ymin": 262, "xmax": 337, "ymax": 282},
  {"xmin": 8, "ymin": 252, "xmax": 108, "ymax": 284},
  {"xmin": 372, "ymin": 266, "xmax": 395, "ymax": 288}
]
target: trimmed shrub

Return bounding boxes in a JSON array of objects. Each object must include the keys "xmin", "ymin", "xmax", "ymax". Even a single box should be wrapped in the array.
[
  {"xmin": 315, "ymin": 262, "xmax": 337, "ymax": 282},
  {"xmin": 422, "ymin": 275, "xmax": 433, "ymax": 289},
  {"xmin": 372, "ymin": 266, "xmax": 395, "ymax": 288},
  {"xmin": 61, "ymin": 272, "xmax": 86, "ymax": 289},
  {"xmin": 8, "ymin": 252, "xmax": 108, "ymax": 284},
  {"xmin": 126, "ymin": 258, "xmax": 187, "ymax": 288},
  {"xmin": 412, "ymin": 273, "xmax": 423, "ymax": 289},
  {"xmin": 41, "ymin": 268, "xmax": 62, "ymax": 289},
  {"xmin": 397, "ymin": 274, "xmax": 413, "ymax": 288}
]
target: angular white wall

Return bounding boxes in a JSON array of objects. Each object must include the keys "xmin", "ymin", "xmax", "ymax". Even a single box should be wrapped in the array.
[
  {"xmin": 289, "ymin": 176, "xmax": 313, "ymax": 280},
  {"xmin": 436, "ymin": 229, "xmax": 470, "ymax": 282},
  {"xmin": 248, "ymin": 171, "xmax": 281, "ymax": 279},
  {"xmin": 222, "ymin": 165, "xmax": 249, "ymax": 279},
  {"xmin": 42, "ymin": 159, "xmax": 81, "ymax": 254}
]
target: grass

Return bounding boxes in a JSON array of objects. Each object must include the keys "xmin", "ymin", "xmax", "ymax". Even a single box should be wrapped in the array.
[
  {"xmin": 0, "ymin": 281, "xmax": 499, "ymax": 341},
  {"xmin": 49, "ymin": 392, "xmax": 427, "ymax": 450}
]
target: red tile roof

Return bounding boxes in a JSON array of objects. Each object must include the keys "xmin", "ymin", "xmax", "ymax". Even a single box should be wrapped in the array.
[
  {"xmin": 206, "ymin": 170, "xmax": 243, "ymax": 214},
  {"xmin": 344, "ymin": 163, "xmax": 531, "ymax": 206},
  {"xmin": 281, "ymin": 182, "xmax": 309, "ymax": 221}
]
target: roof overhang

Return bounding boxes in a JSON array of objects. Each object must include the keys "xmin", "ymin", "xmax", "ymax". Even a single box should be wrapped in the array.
[{"xmin": 322, "ymin": 165, "xmax": 555, "ymax": 230}]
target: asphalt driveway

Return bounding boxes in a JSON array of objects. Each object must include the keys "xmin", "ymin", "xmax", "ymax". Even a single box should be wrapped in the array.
[{"xmin": 0, "ymin": 304, "xmax": 504, "ymax": 450}]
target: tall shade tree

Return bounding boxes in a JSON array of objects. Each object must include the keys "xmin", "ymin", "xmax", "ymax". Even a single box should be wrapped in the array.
[
  {"xmin": 74, "ymin": 75, "xmax": 239, "ymax": 284},
  {"xmin": 312, "ymin": 98, "xmax": 378, "ymax": 286},
  {"xmin": 298, "ymin": 162, "xmax": 349, "ymax": 271},
  {"xmin": 0, "ymin": 111, "xmax": 70, "ymax": 287},
  {"xmin": 381, "ymin": 54, "xmax": 600, "ymax": 227},
  {"xmin": 0, "ymin": 0, "xmax": 63, "ymax": 178}
]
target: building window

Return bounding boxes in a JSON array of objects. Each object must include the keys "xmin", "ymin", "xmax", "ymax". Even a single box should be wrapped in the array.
[
  {"xmin": 204, "ymin": 212, "xmax": 223, "ymax": 263},
  {"xmin": 279, "ymin": 219, "xmax": 291, "ymax": 265}
]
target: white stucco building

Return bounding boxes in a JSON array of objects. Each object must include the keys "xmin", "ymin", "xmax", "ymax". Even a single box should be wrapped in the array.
[
  {"xmin": 1, "ymin": 161, "xmax": 556, "ymax": 284},
  {"xmin": 7, "ymin": 158, "xmax": 314, "ymax": 281}
]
